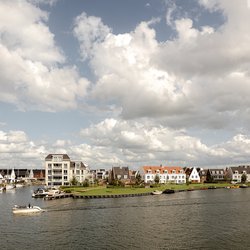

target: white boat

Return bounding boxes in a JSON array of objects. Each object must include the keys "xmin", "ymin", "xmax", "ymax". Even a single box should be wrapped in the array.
[
  {"xmin": 12, "ymin": 205, "xmax": 44, "ymax": 214},
  {"xmin": 32, "ymin": 188, "xmax": 49, "ymax": 198},
  {"xmin": 47, "ymin": 187, "xmax": 61, "ymax": 196},
  {"xmin": 15, "ymin": 183, "xmax": 24, "ymax": 188},
  {"xmin": 151, "ymin": 190, "xmax": 163, "ymax": 195},
  {"xmin": 3, "ymin": 184, "xmax": 15, "ymax": 190}
]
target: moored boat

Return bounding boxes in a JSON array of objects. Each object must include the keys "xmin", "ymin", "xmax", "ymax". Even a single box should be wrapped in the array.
[
  {"xmin": 151, "ymin": 190, "xmax": 163, "ymax": 195},
  {"xmin": 12, "ymin": 205, "xmax": 44, "ymax": 214},
  {"xmin": 32, "ymin": 188, "xmax": 49, "ymax": 198},
  {"xmin": 163, "ymin": 189, "xmax": 175, "ymax": 194},
  {"xmin": 239, "ymin": 184, "xmax": 248, "ymax": 188}
]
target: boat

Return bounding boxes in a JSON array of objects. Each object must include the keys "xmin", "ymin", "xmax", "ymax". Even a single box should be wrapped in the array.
[
  {"xmin": 151, "ymin": 190, "xmax": 163, "ymax": 195},
  {"xmin": 12, "ymin": 205, "xmax": 44, "ymax": 214},
  {"xmin": 5, "ymin": 184, "xmax": 15, "ymax": 190},
  {"xmin": 46, "ymin": 187, "xmax": 61, "ymax": 196},
  {"xmin": 15, "ymin": 183, "xmax": 24, "ymax": 188},
  {"xmin": 239, "ymin": 184, "xmax": 248, "ymax": 188},
  {"xmin": 32, "ymin": 188, "xmax": 49, "ymax": 198},
  {"xmin": 163, "ymin": 189, "xmax": 175, "ymax": 194}
]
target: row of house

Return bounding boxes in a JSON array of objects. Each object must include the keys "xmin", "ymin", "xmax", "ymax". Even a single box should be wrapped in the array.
[
  {"xmin": 0, "ymin": 168, "xmax": 45, "ymax": 184},
  {"xmin": 43, "ymin": 154, "xmax": 250, "ymax": 186}
]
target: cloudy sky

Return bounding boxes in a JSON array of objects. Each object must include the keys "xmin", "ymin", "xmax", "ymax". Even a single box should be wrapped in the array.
[{"xmin": 1, "ymin": 0, "xmax": 250, "ymax": 170}]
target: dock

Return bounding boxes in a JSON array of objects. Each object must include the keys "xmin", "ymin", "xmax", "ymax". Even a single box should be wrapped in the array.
[
  {"xmin": 44, "ymin": 193, "xmax": 73, "ymax": 200},
  {"xmin": 72, "ymin": 192, "xmax": 152, "ymax": 199},
  {"xmin": 44, "ymin": 192, "xmax": 152, "ymax": 200}
]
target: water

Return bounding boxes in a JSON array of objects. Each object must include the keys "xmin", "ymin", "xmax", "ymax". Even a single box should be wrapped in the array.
[{"xmin": 1, "ymin": 187, "xmax": 250, "ymax": 250}]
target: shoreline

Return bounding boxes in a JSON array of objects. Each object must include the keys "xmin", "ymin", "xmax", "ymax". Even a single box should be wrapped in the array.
[{"xmin": 59, "ymin": 183, "xmax": 249, "ymax": 199}]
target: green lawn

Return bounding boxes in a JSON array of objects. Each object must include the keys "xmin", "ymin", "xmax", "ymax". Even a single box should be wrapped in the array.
[{"xmin": 61, "ymin": 182, "xmax": 243, "ymax": 196}]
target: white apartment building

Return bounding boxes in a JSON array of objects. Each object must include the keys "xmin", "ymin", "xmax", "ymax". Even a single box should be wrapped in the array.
[
  {"xmin": 45, "ymin": 154, "xmax": 90, "ymax": 186},
  {"xmin": 142, "ymin": 166, "xmax": 186, "ymax": 184}
]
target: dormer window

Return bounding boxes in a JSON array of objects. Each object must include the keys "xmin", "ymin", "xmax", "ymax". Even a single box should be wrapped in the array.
[
  {"xmin": 164, "ymin": 170, "xmax": 168, "ymax": 174},
  {"xmin": 172, "ymin": 170, "xmax": 176, "ymax": 174},
  {"xmin": 235, "ymin": 170, "xmax": 238, "ymax": 174},
  {"xmin": 147, "ymin": 170, "xmax": 152, "ymax": 174}
]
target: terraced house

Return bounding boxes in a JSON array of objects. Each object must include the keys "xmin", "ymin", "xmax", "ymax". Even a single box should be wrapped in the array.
[{"xmin": 142, "ymin": 166, "xmax": 186, "ymax": 184}]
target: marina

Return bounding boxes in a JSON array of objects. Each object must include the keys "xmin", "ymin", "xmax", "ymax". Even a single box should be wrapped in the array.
[{"xmin": 1, "ymin": 186, "xmax": 250, "ymax": 249}]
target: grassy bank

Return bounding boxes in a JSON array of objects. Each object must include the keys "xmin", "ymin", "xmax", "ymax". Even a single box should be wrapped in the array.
[{"xmin": 61, "ymin": 182, "xmax": 246, "ymax": 196}]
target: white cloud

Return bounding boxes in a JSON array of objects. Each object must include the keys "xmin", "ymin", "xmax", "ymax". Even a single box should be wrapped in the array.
[
  {"xmin": 71, "ymin": 2, "xmax": 250, "ymax": 133},
  {"xmin": 0, "ymin": 0, "xmax": 90, "ymax": 111},
  {"xmin": 76, "ymin": 118, "xmax": 250, "ymax": 168},
  {"xmin": 73, "ymin": 12, "xmax": 111, "ymax": 61}
]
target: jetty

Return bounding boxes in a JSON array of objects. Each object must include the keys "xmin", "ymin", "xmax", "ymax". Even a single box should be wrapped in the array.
[
  {"xmin": 72, "ymin": 192, "xmax": 152, "ymax": 199},
  {"xmin": 44, "ymin": 193, "xmax": 73, "ymax": 200},
  {"xmin": 44, "ymin": 192, "xmax": 152, "ymax": 200}
]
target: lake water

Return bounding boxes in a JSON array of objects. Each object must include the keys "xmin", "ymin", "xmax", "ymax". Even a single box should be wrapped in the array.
[{"xmin": 1, "ymin": 186, "xmax": 250, "ymax": 250}]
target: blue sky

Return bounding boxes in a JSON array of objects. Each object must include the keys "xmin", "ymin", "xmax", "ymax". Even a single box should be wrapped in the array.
[{"xmin": 1, "ymin": 0, "xmax": 250, "ymax": 169}]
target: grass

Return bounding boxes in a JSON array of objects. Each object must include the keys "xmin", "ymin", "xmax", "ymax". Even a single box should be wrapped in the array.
[{"xmin": 61, "ymin": 182, "xmax": 245, "ymax": 196}]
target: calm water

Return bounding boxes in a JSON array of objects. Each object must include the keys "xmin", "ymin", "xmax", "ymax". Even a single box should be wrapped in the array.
[{"xmin": 1, "ymin": 187, "xmax": 250, "ymax": 250}]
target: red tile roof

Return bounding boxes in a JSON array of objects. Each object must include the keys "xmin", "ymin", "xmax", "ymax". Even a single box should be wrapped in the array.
[{"xmin": 142, "ymin": 166, "xmax": 184, "ymax": 174}]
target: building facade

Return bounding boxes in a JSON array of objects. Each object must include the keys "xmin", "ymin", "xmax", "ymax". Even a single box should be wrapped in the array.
[
  {"xmin": 226, "ymin": 166, "xmax": 250, "ymax": 183},
  {"xmin": 45, "ymin": 154, "xmax": 89, "ymax": 186},
  {"xmin": 142, "ymin": 166, "xmax": 186, "ymax": 184},
  {"xmin": 187, "ymin": 167, "xmax": 201, "ymax": 183}
]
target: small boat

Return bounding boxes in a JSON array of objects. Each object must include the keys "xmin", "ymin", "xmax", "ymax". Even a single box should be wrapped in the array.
[
  {"xmin": 46, "ymin": 187, "xmax": 61, "ymax": 196},
  {"xmin": 5, "ymin": 184, "xmax": 15, "ymax": 190},
  {"xmin": 32, "ymin": 188, "xmax": 49, "ymax": 198},
  {"xmin": 239, "ymin": 184, "xmax": 248, "ymax": 188},
  {"xmin": 15, "ymin": 183, "xmax": 24, "ymax": 188},
  {"xmin": 151, "ymin": 190, "xmax": 163, "ymax": 195},
  {"xmin": 12, "ymin": 205, "xmax": 44, "ymax": 214},
  {"xmin": 163, "ymin": 189, "xmax": 175, "ymax": 194}
]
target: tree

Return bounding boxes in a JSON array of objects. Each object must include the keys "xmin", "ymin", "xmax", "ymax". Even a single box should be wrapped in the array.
[
  {"xmin": 206, "ymin": 170, "xmax": 214, "ymax": 183},
  {"xmin": 135, "ymin": 173, "xmax": 142, "ymax": 185},
  {"xmin": 154, "ymin": 174, "xmax": 160, "ymax": 184},
  {"xmin": 70, "ymin": 176, "xmax": 78, "ymax": 186},
  {"xmin": 82, "ymin": 179, "xmax": 89, "ymax": 187},
  {"xmin": 241, "ymin": 173, "xmax": 247, "ymax": 183}
]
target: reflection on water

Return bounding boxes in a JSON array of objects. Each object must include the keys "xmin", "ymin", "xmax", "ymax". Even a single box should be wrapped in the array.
[{"xmin": 1, "ymin": 186, "xmax": 250, "ymax": 250}]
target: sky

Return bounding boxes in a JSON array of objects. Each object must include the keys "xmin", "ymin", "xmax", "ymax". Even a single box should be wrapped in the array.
[{"xmin": 1, "ymin": 0, "xmax": 250, "ymax": 170}]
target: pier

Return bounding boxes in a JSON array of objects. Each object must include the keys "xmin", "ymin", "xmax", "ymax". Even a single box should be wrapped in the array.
[
  {"xmin": 72, "ymin": 192, "xmax": 152, "ymax": 199},
  {"xmin": 44, "ymin": 192, "xmax": 152, "ymax": 200},
  {"xmin": 44, "ymin": 193, "xmax": 73, "ymax": 200}
]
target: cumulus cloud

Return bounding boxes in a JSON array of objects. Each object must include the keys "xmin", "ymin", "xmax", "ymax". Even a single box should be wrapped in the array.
[
  {"xmin": 72, "ymin": 2, "xmax": 250, "ymax": 134},
  {"xmin": 0, "ymin": 130, "xmax": 45, "ymax": 168},
  {"xmin": 73, "ymin": 12, "xmax": 111, "ymax": 61},
  {"xmin": 0, "ymin": 0, "xmax": 90, "ymax": 111},
  {"xmin": 67, "ymin": 118, "xmax": 250, "ymax": 168}
]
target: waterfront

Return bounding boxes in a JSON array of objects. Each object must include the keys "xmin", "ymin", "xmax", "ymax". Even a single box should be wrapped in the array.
[{"xmin": 1, "ymin": 187, "xmax": 250, "ymax": 250}]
